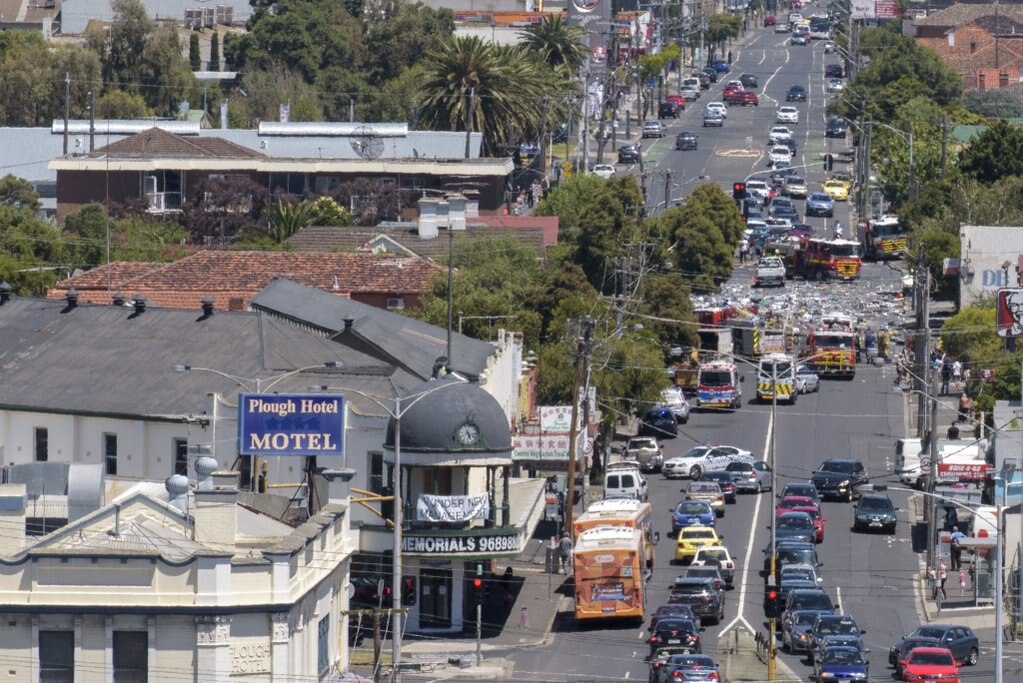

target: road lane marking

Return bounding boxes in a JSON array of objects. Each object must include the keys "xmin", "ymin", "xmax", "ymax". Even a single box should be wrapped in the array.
[
  {"xmin": 837, "ymin": 585, "xmax": 843, "ymax": 614},
  {"xmin": 738, "ymin": 406, "xmax": 774, "ymax": 621},
  {"xmin": 759, "ymin": 50, "xmax": 766, "ymax": 65}
]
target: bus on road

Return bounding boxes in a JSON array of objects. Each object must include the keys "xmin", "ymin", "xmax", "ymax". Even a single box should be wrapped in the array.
[
  {"xmin": 573, "ymin": 498, "xmax": 656, "ymax": 571},
  {"xmin": 574, "ymin": 526, "xmax": 647, "ymax": 622}
]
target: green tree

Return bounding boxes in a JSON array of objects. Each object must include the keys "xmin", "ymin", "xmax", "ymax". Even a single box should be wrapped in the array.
[
  {"xmin": 364, "ymin": 4, "xmax": 454, "ymax": 84},
  {"xmin": 230, "ymin": 65, "xmax": 323, "ymax": 125},
  {"xmin": 656, "ymin": 206, "xmax": 733, "ymax": 292},
  {"xmin": 939, "ymin": 306, "xmax": 1002, "ymax": 368},
  {"xmin": 96, "ymin": 90, "xmax": 153, "ymax": 119},
  {"xmin": 706, "ymin": 14, "xmax": 742, "ymax": 46},
  {"xmin": 872, "ymin": 96, "xmax": 946, "ymax": 207},
  {"xmin": 209, "ymin": 31, "xmax": 220, "ymax": 71},
  {"xmin": 0, "ymin": 175, "xmax": 40, "ymax": 211},
  {"xmin": 959, "ymin": 120, "xmax": 1023, "ymax": 184},
  {"xmin": 518, "ymin": 15, "xmax": 588, "ymax": 73},
  {"xmin": 189, "ymin": 33, "xmax": 201, "ymax": 71},
  {"xmin": 534, "ymin": 174, "xmax": 604, "ymax": 240},
  {"xmin": 682, "ymin": 183, "xmax": 744, "ymax": 246},
  {"xmin": 418, "ymin": 36, "xmax": 554, "ymax": 155},
  {"xmin": 571, "ymin": 176, "xmax": 645, "ymax": 292},
  {"xmin": 268, "ymin": 199, "xmax": 317, "ymax": 243},
  {"xmin": 640, "ymin": 272, "xmax": 699, "ymax": 349}
]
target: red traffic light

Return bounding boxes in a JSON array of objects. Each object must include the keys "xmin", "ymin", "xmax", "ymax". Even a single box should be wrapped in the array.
[
  {"xmin": 473, "ymin": 578, "xmax": 484, "ymax": 590},
  {"xmin": 768, "ymin": 591, "xmax": 778, "ymax": 601}
]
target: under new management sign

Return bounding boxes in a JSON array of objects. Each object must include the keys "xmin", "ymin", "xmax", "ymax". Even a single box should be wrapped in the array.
[{"xmin": 238, "ymin": 394, "xmax": 346, "ymax": 457}]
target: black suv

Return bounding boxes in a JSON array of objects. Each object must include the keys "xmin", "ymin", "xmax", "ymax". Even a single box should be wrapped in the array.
[
  {"xmin": 853, "ymin": 493, "xmax": 897, "ymax": 533},
  {"xmin": 659, "ymin": 101, "xmax": 681, "ymax": 119},
  {"xmin": 675, "ymin": 132, "xmax": 698, "ymax": 150},
  {"xmin": 668, "ymin": 577, "xmax": 724, "ymax": 625},
  {"xmin": 782, "ymin": 588, "xmax": 837, "ymax": 623},
  {"xmin": 811, "ymin": 459, "xmax": 868, "ymax": 501},
  {"xmin": 825, "ymin": 63, "xmax": 844, "ymax": 78},
  {"xmin": 786, "ymin": 85, "xmax": 807, "ymax": 102},
  {"xmin": 825, "ymin": 117, "xmax": 848, "ymax": 138},
  {"xmin": 740, "ymin": 73, "xmax": 759, "ymax": 88},
  {"xmin": 700, "ymin": 67, "xmax": 719, "ymax": 83},
  {"xmin": 618, "ymin": 143, "xmax": 641, "ymax": 164},
  {"xmin": 647, "ymin": 617, "xmax": 701, "ymax": 655}
]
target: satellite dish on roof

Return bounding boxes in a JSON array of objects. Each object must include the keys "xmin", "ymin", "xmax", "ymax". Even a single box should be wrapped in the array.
[{"xmin": 351, "ymin": 126, "xmax": 384, "ymax": 160}]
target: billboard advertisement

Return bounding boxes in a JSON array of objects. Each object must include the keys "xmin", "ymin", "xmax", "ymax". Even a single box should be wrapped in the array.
[
  {"xmin": 996, "ymin": 288, "xmax": 1023, "ymax": 338},
  {"xmin": 238, "ymin": 394, "xmax": 345, "ymax": 456},
  {"xmin": 850, "ymin": 0, "xmax": 875, "ymax": 19},
  {"xmin": 875, "ymin": 0, "xmax": 899, "ymax": 19}
]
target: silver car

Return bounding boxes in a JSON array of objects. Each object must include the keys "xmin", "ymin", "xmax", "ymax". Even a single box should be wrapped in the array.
[
  {"xmin": 796, "ymin": 364, "xmax": 820, "ymax": 393},
  {"xmin": 724, "ymin": 459, "xmax": 773, "ymax": 493}
]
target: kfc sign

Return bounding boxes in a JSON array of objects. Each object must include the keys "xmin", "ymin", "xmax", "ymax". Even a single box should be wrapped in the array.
[{"xmin": 996, "ymin": 288, "xmax": 1023, "ymax": 338}]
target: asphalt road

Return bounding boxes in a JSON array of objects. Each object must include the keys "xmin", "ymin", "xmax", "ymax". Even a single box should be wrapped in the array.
[{"xmin": 503, "ymin": 17, "xmax": 1010, "ymax": 683}]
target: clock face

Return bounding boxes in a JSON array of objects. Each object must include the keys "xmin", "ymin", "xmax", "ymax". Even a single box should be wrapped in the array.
[{"xmin": 456, "ymin": 422, "xmax": 480, "ymax": 446}]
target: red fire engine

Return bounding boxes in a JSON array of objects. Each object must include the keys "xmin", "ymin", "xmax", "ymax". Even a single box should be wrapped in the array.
[
  {"xmin": 794, "ymin": 238, "xmax": 862, "ymax": 281},
  {"xmin": 807, "ymin": 313, "xmax": 856, "ymax": 378}
]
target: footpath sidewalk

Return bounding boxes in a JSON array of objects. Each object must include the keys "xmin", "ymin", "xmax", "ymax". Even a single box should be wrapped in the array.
[{"xmin": 722, "ymin": 630, "xmax": 802, "ymax": 682}]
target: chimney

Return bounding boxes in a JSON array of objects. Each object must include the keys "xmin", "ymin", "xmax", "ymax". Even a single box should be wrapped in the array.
[
  {"xmin": 211, "ymin": 470, "xmax": 240, "ymax": 489},
  {"xmin": 0, "ymin": 281, "xmax": 11, "ymax": 305},
  {"xmin": 448, "ymin": 194, "xmax": 467, "ymax": 231},
  {"xmin": 343, "ymin": 318, "xmax": 354, "ymax": 331},
  {"xmin": 464, "ymin": 190, "xmax": 480, "ymax": 218},
  {"xmin": 0, "ymin": 484, "xmax": 26, "ymax": 556},
  {"xmin": 321, "ymin": 468, "xmax": 357, "ymax": 504},
  {"xmin": 65, "ymin": 288, "xmax": 78, "ymax": 310},
  {"xmin": 192, "ymin": 487, "xmax": 237, "ymax": 551},
  {"xmin": 112, "ymin": 292, "xmax": 125, "ymax": 306},
  {"xmin": 417, "ymin": 197, "xmax": 439, "ymax": 239},
  {"xmin": 132, "ymin": 295, "xmax": 146, "ymax": 315},
  {"xmin": 436, "ymin": 199, "xmax": 450, "ymax": 230},
  {"xmin": 201, "ymin": 297, "xmax": 214, "ymax": 319}
]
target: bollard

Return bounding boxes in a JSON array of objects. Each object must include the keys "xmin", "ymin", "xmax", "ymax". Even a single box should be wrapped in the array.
[{"xmin": 520, "ymin": 607, "xmax": 529, "ymax": 629}]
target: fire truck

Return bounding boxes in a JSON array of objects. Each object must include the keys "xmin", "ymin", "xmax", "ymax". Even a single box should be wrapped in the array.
[
  {"xmin": 793, "ymin": 237, "xmax": 862, "ymax": 281},
  {"xmin": 806, "ymin": 313, "xmax": 856, "ymax": 378},
  {"xmin": 862, "ymin": 214, "xmax": 908, "ymax": 261}
]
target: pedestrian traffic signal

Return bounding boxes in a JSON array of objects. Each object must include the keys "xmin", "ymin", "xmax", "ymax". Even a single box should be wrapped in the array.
[
  {"xmin": 402, "ymin": 576, "xmax": 417, "ymax": 606},
  {"xmin": 472, "ymin": 577, "xmax": 484, "ymax": 603},
  {"xmin": 732, "ymin": 182, "xmax": 747, "ymax": 200},
  {"xmin": 824, "ymin": 154, "xmax": 834, "ymax": 171}
]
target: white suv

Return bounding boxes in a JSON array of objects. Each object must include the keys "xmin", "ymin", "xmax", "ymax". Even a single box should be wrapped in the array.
[
  {"xmin": 705, "ymin": 101, "xmax": 728, "ymax": 119},
  {"xmin": 769, "ymin": 126, "xmax": 794, "ymax": 144},
  {"xmin": 746, "ymin": 179, "xmax": 771, "ymax": 201}
]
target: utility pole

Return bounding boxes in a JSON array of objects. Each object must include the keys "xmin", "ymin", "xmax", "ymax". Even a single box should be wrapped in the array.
[
  {"xmin": 916, "ymin": 244, "xmax": 929, "ymax": 437},
  {"xmin": 373, "ymin": 608, "xmax": 382, "ymax": 683},
  {"xmin": 62, "ymin": 72, "xmax": 70, "ymax": 155},
  {"xmin": 565, "ymin": 317, "xmax": 593, "ymax": 533},
  {"xmin": 464, "ymin": 87, "xmax": 476, "ymax": 159},
  {"xmin": 927, "ymin": 380, "xmax": 938, "ymax": 571}
]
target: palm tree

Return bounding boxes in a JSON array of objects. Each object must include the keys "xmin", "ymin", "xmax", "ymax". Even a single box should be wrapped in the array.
[
  {"xmin": 518, "ymin": 15, "xmax": 589, "ymax": 73},
  {"xmin": 418, "ymin": 35, "xmax": 552, "ymax": 155}
]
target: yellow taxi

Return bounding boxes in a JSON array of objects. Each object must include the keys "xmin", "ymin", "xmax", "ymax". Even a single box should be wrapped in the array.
[
  {"xmin": 675, "ymin": 525, "xmax": 723, "ymax": 563},
  {"xmin": 823, "ymin": 179, "xmax": 850, "ymax": 202}
]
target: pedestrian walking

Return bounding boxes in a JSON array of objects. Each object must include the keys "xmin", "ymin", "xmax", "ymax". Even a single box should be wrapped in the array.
[
  {"xmin": 959, "ymin": 569, "xmax": 967, "ymax": 596},
  {"xmin": 938, "ymin": 562, "xmax": 948, "ymax": 600},
  {"xmin": 558, "ymin": 533, "xmax": 573, "ymax": 575},
  {"xmin": 952, "ymin": 358, "xmax": 962, "ymax": 386},
  {"xmin": 727, "ymin": 50, "xmax": 733, "ymax": 64},
  {"xmin": 940, "ymin": 362, "xmax": 952, "ymax": 395},
  {"xmin": 950, "ymin": 526, "xmax": 965, "ymax": 570},
  {"xmin": 947, "ymin": 423, "xmax": 959, "ymax": 439},
  {"xmin": 958, "ymin": 393, "xmax": 972, "ymax": 424},
  {"xmin": 928, "ymin": 566, "xmax": 938, "ymax": 599},
  {"xmin": 739, "ymin": 240, "xmax": 748, "ymax": 263}
]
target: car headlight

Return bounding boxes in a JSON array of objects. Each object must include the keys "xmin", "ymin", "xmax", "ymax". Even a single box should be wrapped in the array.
[
  {"xmin": 840, "ymin": 480, "xmax": 850, "ymax": 487},
  {"xmin": 819, "ymin": 673, "xmax": 835, "ymax": 680}
]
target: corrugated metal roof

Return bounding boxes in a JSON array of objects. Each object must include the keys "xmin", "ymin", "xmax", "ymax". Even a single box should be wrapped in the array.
[
  {"xmin": 259, "ymin": 122, "xmax": 409, "ymax": 137},
  {"xmin": 51, "ymin": 120, "xmax": 201, "ymax": 135}
]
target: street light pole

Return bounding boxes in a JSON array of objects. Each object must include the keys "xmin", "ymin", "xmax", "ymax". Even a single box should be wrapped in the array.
[{"xmin": 767, "ymin": 360, "xmax": 778, "ymax": 681}]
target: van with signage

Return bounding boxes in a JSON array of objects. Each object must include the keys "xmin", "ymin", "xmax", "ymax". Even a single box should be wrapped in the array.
[
  {"xmin": 574, "ymin": 526, "xmax": 647, "ymax": 622},
  {"xmin": 696, "ymin": 360, "xmax": 743, "ymax": 410},
  {"xmin": 895, "ymin": 437, "xmax": 989, "ymax": 488},
  {"xmin": 604, "ymin": 463, "xmax": 648, "ymax": 501},
  {"xmin": 757, "ymin": 353, "xmax": 797, "ymax": 404}
]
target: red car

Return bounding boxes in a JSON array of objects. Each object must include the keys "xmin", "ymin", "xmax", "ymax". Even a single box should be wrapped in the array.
[
  {"xmin": 790, "ymin": 506, "xmax": 826, "ymax": 542},
  {"xmin": 902, "ymin": 647, "xmax": 960, "ymax": 683},
  {"xmin": 776, "ymin": 496, "xmax": 818, "ymax": 516},
  {"xmin": 666, "ymin": 94, "xmax": 687, "ymax": 109},
  {"xmin": 726, "ymin": 90, "xmax": 758, "ymax": 106},
  {"xmin": 764, "ymin": 16, "xmax": 777, "ymax": 25}
]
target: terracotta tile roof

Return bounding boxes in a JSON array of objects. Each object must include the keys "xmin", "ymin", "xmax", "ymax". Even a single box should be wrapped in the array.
[
  {"xmin": 915, "ymin": 3, "xmax": 1023, "ymax": 28},
  {"xmin": 48, "ymin": 251, "xmax": 440, "ymax": 311},
  {"xmin": 50, "ymin": 262, "xmax": 165, "ymax": 294},
  {"xmin": 287, "ymin": 225, "xmax": 548, "ymax": 259},
  {"xmin": 466, "ymin": 215, "xmax": 560, "ymax": 246},
  {"xmin": 93, "ymin": 127, "xmax": 265, "ymax": 159}
]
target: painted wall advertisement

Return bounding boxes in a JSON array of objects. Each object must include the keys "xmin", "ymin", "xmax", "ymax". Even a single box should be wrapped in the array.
[
  {"xmin": 416, "ymin": 493, "xmax": 491, "ymax": 522},
  {"xmin": 238, "ymin": 393, "xmax": 346, "ymax": 456}
]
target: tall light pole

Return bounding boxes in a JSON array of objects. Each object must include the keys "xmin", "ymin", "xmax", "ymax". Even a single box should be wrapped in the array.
[{"xmin": 310, "ymin": 378, "xmax": 468, "ymax": 683}]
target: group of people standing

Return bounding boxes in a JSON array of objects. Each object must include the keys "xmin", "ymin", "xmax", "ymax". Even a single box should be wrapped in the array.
[{"xmin": 928, "ymin": 526, "xmax": 974, "ymax": 600}]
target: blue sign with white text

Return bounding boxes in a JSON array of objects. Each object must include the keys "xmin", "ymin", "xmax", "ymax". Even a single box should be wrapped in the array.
[{"xmin": 238, "ymin": 393, "xmax": 346, "ymax": 457}]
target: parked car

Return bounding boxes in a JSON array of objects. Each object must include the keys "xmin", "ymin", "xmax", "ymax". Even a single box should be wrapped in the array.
[
  {"xmin": 825, "ymin": 116, "xmax": 847, "ymax": 138},
  {"xmin": 775, "ymin": 21, "xmax": 791, "ymax": 32},
  {"xmin": 627, "ymin": 436, "xmax": 664, "ymax": 472},
  {"xmin": 700, "ymin": 67, "xmax": 719, "ymax": 83},
  {"xmin": 826, "ymin": 77, "xmax": 845, "ymax": 93},
  {"xmin": 642, "ymin": 121, "xmax": 667, "ymax": 138},
  {"xmin": 618, "ymin": 143, "xmax": 641, "ymax": 164},
  {"xmin": 711, "ymin": 60, "xmax": 730, "ymax": 73},
  {"xmin": 592, "ymin": 164, "xmax": 615, "ymax": 180},
  {"xmin": 764, "ymin": 15, "xmax": 778, "ymax": 25},
  {"xmin": 825, "ymin": 63, "xmax": 844, "ymax": 78},
  {"xmin": 823, "ymin": 179, "xmax": 850, "ymax": 201},
  {"xmin": 675, "ymin": 132, "xmax": 699, "ymax": 150},
  {"xmin": 639, "ymin": 407, "xmax": 678, "ymax": 439},
  {"xmin": 680, "ymin": 86, "xmax": 701, "ymax": 101},
  {"xmin": 658, "ymin": 101, "xmax": 681, "ymax": 119}
]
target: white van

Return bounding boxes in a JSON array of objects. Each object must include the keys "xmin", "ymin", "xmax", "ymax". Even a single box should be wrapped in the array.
[
  {"xmin": 757, "ymin": 353, "xmax": 797, "ymax": 404},
  {"xmin": 895, "ymin": 437, "xmax": 988, "ymax": 488},
  {"xmin": 604, "ymin": 463, "xmax": 648, "ymax": 501}
]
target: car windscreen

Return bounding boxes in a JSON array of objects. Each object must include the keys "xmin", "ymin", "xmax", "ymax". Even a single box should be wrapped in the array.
[
  {"xmin": 683, "ymin": 530, "xmax": 716, "ymax": 539},
  {"xmin": 831, "ymin": 243, "xmax": 860, "ymax": 258},
  {"xmin": 778, "ymin": 516, "xmax": 813, "ymax": 530},
  {"xmin": 818, "ymin": 619, "xmax": 858, "ymax": 635},
  {"xmin": 820, "ymin": 461, "xmax": 855, "ymax": 474},
  {"xmin": 792, "ymin": 593, "xmax": 832, "ymax": 610},
  {"xmin": 858, "ymin": 497, "xmax": 893, "ymax": 512},
  {"xmin": 815, "ymin": 334, "xmax": 855, "ymax": 350},
  {"xmin": 824, "ymin": 649, "xmax": 863, "ymax": 664},
  {"xmin": 681, "ymin": 447, "xmax": 710, "ymax": 459},
  {"xmin": 778, "ymin": 549, "xmax": 817, "ymax": 565},
  {"xmin": 910, "ymin": 652, "xmax": 954, "ymax": 667},
  {"xmin": 699, "ymin": 370, "xmax": 733, "ymax": 387},
  {"xmin": 676, "ymin": 502, "xmax": 709, "ymax": 515},
  {"xmin": 794, "ymin": 611, "xmax": 819, "ymax": 625}
]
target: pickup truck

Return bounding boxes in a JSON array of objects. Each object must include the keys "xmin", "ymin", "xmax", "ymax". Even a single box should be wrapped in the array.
[{"xmin": 753, "ymin": 256, "xmax": 786, "ymax": 287}]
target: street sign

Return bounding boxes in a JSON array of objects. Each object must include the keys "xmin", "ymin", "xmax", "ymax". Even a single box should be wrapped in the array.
[{"xmin": 996, "ymin": 288, "xmax": 1023, "ymax": 338}]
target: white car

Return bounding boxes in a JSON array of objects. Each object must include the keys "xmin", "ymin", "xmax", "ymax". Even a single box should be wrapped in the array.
[
  {"xmin": 681, "ymin": 86, "xmax": 701, "ymax": 101},
  {"xmin": 769, "ymin": 126, "xmax": 794, "ymax": 144},
  {"xmin": 775, "ymin": 22, "xmax": 790, "ymax": 32},
  {"xmin": 662, "ymin": 444, "xmax": 754, "ymax": 480},
  {"xmin": 746, "ymin": 179, "xmax": 771, "ymax": 201},
  {"xmin": 776, "ymin": 106, "xmax": 799, "ymax": 124},
  {"xmin": 824, "ymin": 42, "xmax": 836, "ymax": 53},
  {"xmin": 796, "ymin": 364, "xmax": 820, "ymax": 393},
  {"xmin": 705, "ymin": 101, "xmax": 728, "ymax": 119},
  {"xmin": 724, "ymin": 80, "xmax": 744, "ymax": 90},
  {"xmin": 592, "ymin": 164, "xmax": 615, "ymax": 180},
  {"xmin": 769, "ymin": 145, "xmax": 793, "ymax": 165},
  {"xmin": 827, "ymin": 78, "xmax": 845, "ymax": 93}
]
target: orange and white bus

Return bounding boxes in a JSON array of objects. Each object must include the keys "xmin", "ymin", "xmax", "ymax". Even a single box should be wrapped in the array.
[
  {"xmin": 573, "ymin": 526, "xmax": 646, "ymax": 622},
  {"xmin": 573, "ymin": 497, "xmax": 656, "ymax": 571}
]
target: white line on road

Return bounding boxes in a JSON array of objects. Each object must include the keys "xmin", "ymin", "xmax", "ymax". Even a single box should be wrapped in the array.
[
  {"xmin": 759, "ymin": 50, "xmax": 766, "ymax": 65},
  {"xmin": 625, "ymin": 672, "xmax": 632, "ymax": 680},
  {"xmin": 837, "ymin": 585, "xmax": 843, "ymax": 614},
  {"xmin": 736, "ymin": 406, "xmax": 774, "ymax": 621}
]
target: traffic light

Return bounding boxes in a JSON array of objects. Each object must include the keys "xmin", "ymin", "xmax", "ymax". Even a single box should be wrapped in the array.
[
  {"xmin": 824, "ymin": 154, "xmax": 834, "ymax": 171},
  {"xmin": 472, "ymin": 577, "xmax": 484, "ymax": 603},
  {"xmin": 402, "ymin": 576, "xmax": 417, "ymax": 606},
  {"xmin": 732, "ymin": 182, "xmax": 747, "ymax": 200},
  {"xmin": 766, "ymin": 590, "xmax": 779, "ymax": 615}
]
